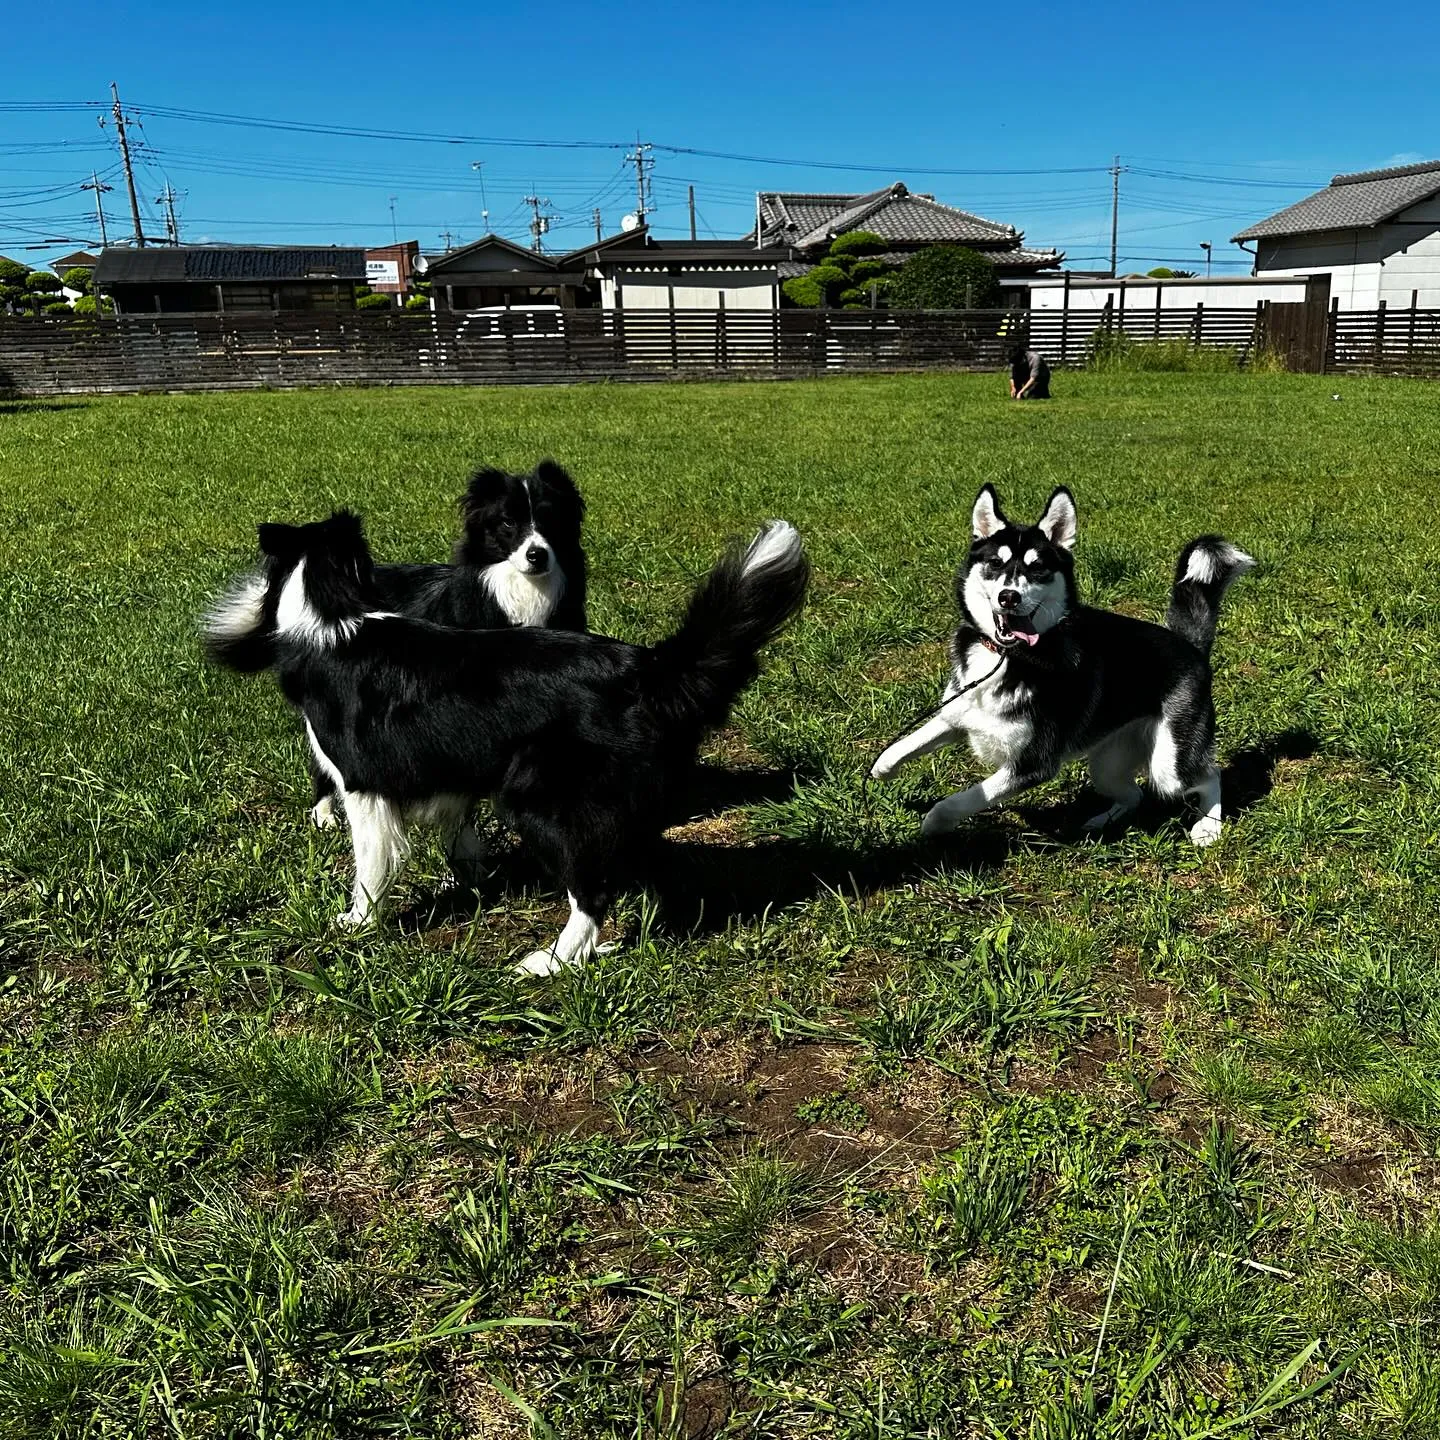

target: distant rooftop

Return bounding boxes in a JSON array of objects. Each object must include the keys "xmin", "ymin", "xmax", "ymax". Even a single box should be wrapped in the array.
[
  {"xmin": 1233, "ymin": 159, "xmax": 1440, "ymax": 241},
  {"xmin": 93, "ymin": 245, "xmax": 368, "ymax": 285}
]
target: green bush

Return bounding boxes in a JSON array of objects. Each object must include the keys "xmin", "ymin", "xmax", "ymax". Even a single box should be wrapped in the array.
[
  {"xmin": 838, "ymin": 288, "xmax": 866, "ymax": 307},
  {"xmin": 0, "ymin": 283, "xmax": 26, "ymax": 307},
  {"xmin": 61, "ymin": 267, "xmax": 92, "ymax": 294},
  {"xmin": 0, "ymin": 258, "xmax": 29, "ymax": 285},
  {"xmin": 807, "ymin": 264, "xmax": 848, "ymax": 290},
  {"xmin": 827, "ymin": 229, "xmax": 887, "ymax": 258},
  {"xmin": 25, "ymin": 271, "xmax": 62, "ymax": 294},
  {"xmin": 848, "ymin": 258, "xmax": 888, "ymax": 284},
  {"xmin": 889, "ymin": 246, "xmax": 998, "ymax": 309},
  {"xmin": 403, "ymin": 294, "xmax": 430, "ymax": 311},
  {"xmin": 43, "ymin": 300, "xmax": 72, "ymax": 315},
  {"xmin": 782, "ymin": 274, "xmax": 823, "ymax": 308},
  {"xmin": 356, "ymin": 292, "xmax": 391, "ymax": 310}
]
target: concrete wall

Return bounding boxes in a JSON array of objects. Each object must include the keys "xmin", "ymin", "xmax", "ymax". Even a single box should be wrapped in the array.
[
  {"xmin": 1252, "ymin": 198, "xmax": 1440, "ymax": 308},
  {"xmin": 602, "ymin": 270, "xmax": 778, "ymax": 310}
]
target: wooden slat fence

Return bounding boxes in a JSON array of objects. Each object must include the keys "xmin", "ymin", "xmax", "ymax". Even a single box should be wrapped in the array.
[
  {"xmin": 1327, "ymin": 304, "xmax": 1440, "ymax": 375},
  {"xmin": 3, "ymin": 303, "xmax": 1438, "ymax": 396}
]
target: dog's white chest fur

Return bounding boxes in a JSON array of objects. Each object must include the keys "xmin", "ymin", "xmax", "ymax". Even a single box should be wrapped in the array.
[
  {"xmin": 481, "ymin": 562, "xmax": 565, "ymax": 627},
  {"xmin": 942, "ymin": 644, "xmax": 1033, "ymax": 771}
]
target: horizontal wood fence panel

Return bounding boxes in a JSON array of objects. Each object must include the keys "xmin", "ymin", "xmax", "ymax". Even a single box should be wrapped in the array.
[{"xmin": 3, "ymin": 304, "xmax": 1439, "ymax": 395}]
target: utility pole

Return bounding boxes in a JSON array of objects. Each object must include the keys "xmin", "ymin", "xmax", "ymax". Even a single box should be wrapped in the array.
[
  {"xmin": 440, "ymin": 229, "xmax": 454, "ymax": 252},
  {"xmin": 470, "ymin": 161, "xmax": 489, "ymax": 232},
  {"xmin": 625, "ymin": 141, "xmax": 652, "ymax": 227},
  {"xmin": 1109, "ymin": 154, "xmax": 1121, "ymax": 278},
  {"xmin": 110, "ymin": 83, "xmax": 145, "ymax": 248},
  {"xmin": 688, "ymin": 184, "xmax": 697, "ymax": 241},
  {"xmin": 155, "ymin": 183, "xmax": 181, "ymax": 244},
  {"xmin": 388, "ymin": 196, "xmax": 398, "ymax": 244},
  {"xmin": 82, "ymin": 171, "xmax": 112, "ymax": 247},
  {"xmin": 593, "ymin": 207, "xmax": 602, "ymax": 242},
  {"xmin": 522, "ymin": 195, "xmax": 553, "ymax": 253}
]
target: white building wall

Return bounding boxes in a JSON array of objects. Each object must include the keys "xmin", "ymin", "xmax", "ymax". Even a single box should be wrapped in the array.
[
  {"xmin": 1025, "ymin": 277, "xmax": 1310, "ymax": 311},
  {"xmin": 1251, "ymin": 200, "xmax": 1440, "ymax": 308},
  {"xmin": 607, "ymin": 270, "xmax": 777, "ymax": 310}
]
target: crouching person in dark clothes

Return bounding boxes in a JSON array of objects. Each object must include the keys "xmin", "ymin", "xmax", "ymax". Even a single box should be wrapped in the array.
[{"xmin": 1010, "ymin": 345, "xmax": 1051, "ymax": 400}]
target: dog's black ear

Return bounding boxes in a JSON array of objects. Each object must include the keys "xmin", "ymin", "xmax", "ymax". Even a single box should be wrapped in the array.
[
  {"xmin": 533, "ymin": 459, "xmax": 585, "ymax": 523},
  {"xmin": 1036, "ymin": 488, "xmax": 1077, "ymax": 551},
  {"xmin": 458, "ymin": 467, "xmax": 510, "ymax": 528},
  {"xmin": 258, "ymin": 522, "xmax": 300, "ymax": 559},
  {"xmin": 971, "ymin": 485, "xmax": 1008, "ymax": 540}
]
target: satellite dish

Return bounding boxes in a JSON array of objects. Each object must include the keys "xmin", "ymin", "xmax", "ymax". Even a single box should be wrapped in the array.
[{"xmin": 620, "ymin": 213, "xmax": 640, "ymax": 232}]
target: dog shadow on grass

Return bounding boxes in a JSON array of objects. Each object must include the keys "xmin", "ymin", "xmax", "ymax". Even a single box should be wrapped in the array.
[
  {"xmin": 397, "ymin": 735, "xmax": 1318, "ymax": 940},
  {"xmin": 396, "ymin": 760, "xmax": 1010, "ymax": 941},
  {"xmin": 1023, "ymin": 726, "xmax": 1320, "ymax": 843}
]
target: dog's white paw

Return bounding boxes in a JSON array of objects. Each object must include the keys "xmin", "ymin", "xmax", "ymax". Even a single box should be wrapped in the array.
[
  {"xmin": 1189, "ymin": 815, "xmax": 1223, "ymax": 847},
  {"xmin": 920, "ymin": 799, "xmax": 965, "ymax": 838},
  {"xmin": 516, "ymin": 948, "xmax": 570, "ymax": 978},
  {"xmin": 311, "ymin": 797, "xmax": 340, "ymax": 830},
  {"xmin": 869, "ymin": 753, "xmax": 900, "ymax": 781},
  {"xmin": 335, "ymin": 908, "xmax": 370, "ymax": 931}
]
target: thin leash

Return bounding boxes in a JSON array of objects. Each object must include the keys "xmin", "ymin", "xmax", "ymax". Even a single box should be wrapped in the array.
[{"xmin": 860, "ymin": 644, "xmax": 1009, "ymax": 819}]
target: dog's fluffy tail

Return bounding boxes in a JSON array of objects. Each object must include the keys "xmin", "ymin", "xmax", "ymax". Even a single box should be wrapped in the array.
[
  {"xmin": 1165, "ymin": 536, "xmax": 1254, "ymax": 657},
  {"xmin": 646, "ymin": 522, "xmax": 809, "ymax": 733},
  {"xmin": 202, "ymin": 571, "xmax": 277, "ymax": 673}
]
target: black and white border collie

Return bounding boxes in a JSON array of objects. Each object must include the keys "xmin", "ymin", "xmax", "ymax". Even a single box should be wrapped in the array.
[
  {"xmin": 208, "ymin": 460, "xmax": 588, "ymax": 830},
  {"xmin": 870, "ymin": 485, "xmax": 1253, "ymax": 846},
  {"xmin": 204, "ymin": 511, "xmax": 808, "ymax": 975}
]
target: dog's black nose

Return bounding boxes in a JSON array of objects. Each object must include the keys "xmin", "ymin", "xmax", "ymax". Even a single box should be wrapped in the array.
[
  {"xmin": 998, "ymin": 589, "xmax": 1021, "ymax": 611},
  {"xmin": 525, "ymin": 544, "xmax": 550, "ymax": 571}
]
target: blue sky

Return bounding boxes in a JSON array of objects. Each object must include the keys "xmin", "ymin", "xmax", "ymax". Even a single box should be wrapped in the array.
[{"xmin": 3, "ymin": 1, "xmax": 1437, "ymax": 274}]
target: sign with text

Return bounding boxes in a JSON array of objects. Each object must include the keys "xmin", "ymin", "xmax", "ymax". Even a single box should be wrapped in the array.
[{"xmin": 366, "ymin": 260, "xmax": 401, "ymax": 287}]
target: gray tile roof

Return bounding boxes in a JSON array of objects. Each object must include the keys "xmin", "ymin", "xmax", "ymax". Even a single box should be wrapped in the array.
[
  {"xmin": 1232, "ymin": 159, "xmax": 1440, "ymax": 241},
  {"xmin": 93, "ymin": 246, "xmax": 367, "ymax": 285},
  {"xmin": 758, "ymin": 183, "xmax": 1027, "ymax": 249}
]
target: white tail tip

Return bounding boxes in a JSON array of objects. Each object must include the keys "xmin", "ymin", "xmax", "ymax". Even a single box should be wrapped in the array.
[
  {"xmin": 742, "ymin": 520, "xmax": 802, "ymax": 576},
  {"xmin": 1183, "ymin": 541, "xmax": 1254, "ymax": 586},
  {"xmin": 203, "ymin": 572, "xmax": 268, "ymax": 640}
]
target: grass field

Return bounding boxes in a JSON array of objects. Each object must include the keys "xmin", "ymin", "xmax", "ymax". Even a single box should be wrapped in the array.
[{"xmin": 2, "ymin": 371, "xmax": 1438, "ymax": 1438}]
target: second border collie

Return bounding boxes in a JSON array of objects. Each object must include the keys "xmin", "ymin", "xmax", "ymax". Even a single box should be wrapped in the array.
[
  {"xmin": 870, "ymin": 485, "xmax": 1253, "ymax": 846},
  {"xmin": 207, "ymin": 461, "xmax": 588, "ymax": 830},
  {"xmin": 204, "ymin": 511, "xmax": 808, "ymax": 975}
]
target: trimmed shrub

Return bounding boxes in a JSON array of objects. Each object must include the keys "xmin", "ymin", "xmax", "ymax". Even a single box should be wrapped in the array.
[
  {"xmin": 838, "ymin": 288, "xmax": 866, "ymax": 307},
  {"xmin": 782, "ymin": 274, "xmax": 824, "ymax": 308},
  {"xmin": 889, "ymin": 246, "xmax": 999, "ymax": 309},
  {"xmin": 827, "ymin": 229, "xmax": 887, "ymax": 259},
  {"xmin": 403, "ymin": 294, "xmax": 430, "ymax": 311},
  {"xmin": 356, "ymin": 292, "xmax": 391, "ymax": 310},
  {"xmin": 61, "ymin": 267, "xmax": 92, "ymax": 294},
  {"xmin": 848, "ymin": 258, "xmax": 888, "ymax": 284},
  {"xmin": 25, "ymin": 271, "xmax": 63, "ymax": 294},
  {"xmin": 71, "ymin": 295, "xmax": 114, "ymax": 315},
  {"xmin": 43, "ymin": 300, "xmax": 72, "ymax": 315},
  {"xmin": 0, "ymin": 258, "xmax": 29, "ymax": 285},
  {"xmin": 807, "ymin": 264, "xmax": 848, "ymax": 290}
]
